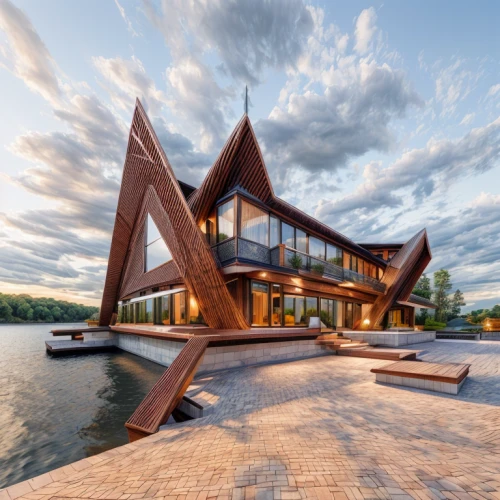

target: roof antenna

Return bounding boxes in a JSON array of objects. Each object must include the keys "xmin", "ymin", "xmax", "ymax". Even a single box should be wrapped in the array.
[{"xmin": 244, "ymin": 85, "xmax": 248, "ymax": 115}]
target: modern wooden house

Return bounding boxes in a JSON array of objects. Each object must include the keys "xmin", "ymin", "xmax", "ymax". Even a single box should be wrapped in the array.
[{"xmin": 100, "ymin": 100, "xmax": 433, "ymax": 333}]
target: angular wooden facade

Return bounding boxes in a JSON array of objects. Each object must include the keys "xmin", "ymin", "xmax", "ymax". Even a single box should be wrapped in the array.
[{"xmin": 100, "ymin": 100, "xmax": 433, "ymax": 331}]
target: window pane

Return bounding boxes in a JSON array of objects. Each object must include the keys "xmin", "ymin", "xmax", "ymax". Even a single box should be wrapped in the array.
[
  {"xmin": 135, "ymin": 302, "xmax": 146, "ymax": 323},
  {"xmin": 326, "ymin": 244, "xmax": 342, "ymax": 266},
  {"xmin": 271, "ymin": 284, "xmax": 281, "ymax": 326},
  {"xmin": 189, "ymin": 295, "xmax": 205, "ymax": 324},
  {"xmin": 270, "ymin": 216, "xmax": 279, "ymax": 248},
  {"xmin": 345, "ymin": 302, "xmax": 353, "ymax": 328},
  {"xmin": 350, "ymin": 255, "xmax": 358, "ymax": 272},
  {"xmin": 251, "ymin": 281, "xmax": 269, "ymax": 326},
  {"xmin": 145, "ymin": 299, "xmax": 153, "ymax": 322},
  {"xmin": 305, "ymin": 297, "xmax": 318, "ymax": 324},
  {"xmin": 296, "ymin": 229, "xmax": 307, "ymax": 253},
  {"xmin": 240, "ymin": 200, "xmax": 269, "ymax": 246},
  {"xmin": 161, "ymin": 296, "xmax": 170, "ymax": 325},
  {"xmin": 146, "ymin": 213, "xmax": 161, "ymax": 245},
  {"xmin": 309, "ymin": 237, "xmax": 325, "ymax": 260},
  {"xmin": 284, "ymin": 295, "xmax": 306, "ymax": 326},
  {"xmin": 217, "ymin": 199, "xmax": 234, "ymax": 242},
  {"xmin": 146, "ymin": 238, "xmax": 172, "ymax": 271},
  {"xmin": 281, "ymin": 222, "xmax": 295, "ymax": 248},
  {"xmin": 320, "ymin": 298, "xmax": 334, "ymax": 328},
  {"xmin": 174, "ymin": 292, "xmax": 186, "ymax": 324}
]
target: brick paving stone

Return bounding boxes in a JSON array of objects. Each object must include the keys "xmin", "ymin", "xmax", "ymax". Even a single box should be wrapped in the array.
[{"xmin": 1, "ymin": 341, "xmax": 500, "ymax": 500}]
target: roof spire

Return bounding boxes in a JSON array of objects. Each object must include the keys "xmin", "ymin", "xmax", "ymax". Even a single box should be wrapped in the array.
[{"xmin": 244, "ymin": 85, "xmax": 248, "ymax": 115}]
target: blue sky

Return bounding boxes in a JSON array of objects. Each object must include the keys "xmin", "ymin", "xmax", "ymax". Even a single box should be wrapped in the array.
[{"xmin": 0, "ymin": 0, "xmax": 499, "ymax": 312}]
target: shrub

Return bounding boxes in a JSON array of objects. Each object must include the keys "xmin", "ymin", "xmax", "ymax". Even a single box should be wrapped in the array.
[
  {"xmin": 288, "ymin": 253, "xmax": 303, "ymax": 269},
  {"xmin": 423, "ymin": 317, "xmax": 447, "ymax": 331},
  {"xmin": 310, "ymin": 263, "xmax": 325, "ymax": 274}
]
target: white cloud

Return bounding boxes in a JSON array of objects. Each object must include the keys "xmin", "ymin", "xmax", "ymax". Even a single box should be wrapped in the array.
[
  {"xmin": 460, "ymin": 112, "xmax": 475, "ymax": 126},
  {"xmin": 0, "ymin": 0, "xmax": 61, "ymax": 103},
  {"xmin": 92, "ymin": 55, "xmax": 166, "ymax": 114},
  {"xmin": 487, "ymin": 83, "xmax": 500, "ymax": 98},
  {"xmin": 354, "ymin": 7, "xmax": 377, "ymax": 55},
  {"xmin": 114, "ymin": 0, "xmax": 140, "ymax": 37}
]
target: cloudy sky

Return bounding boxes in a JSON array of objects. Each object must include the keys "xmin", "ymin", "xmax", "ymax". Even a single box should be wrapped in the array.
[{"xmin": 0, "ymin": 0, "xmax": 499, "ymax": 310}]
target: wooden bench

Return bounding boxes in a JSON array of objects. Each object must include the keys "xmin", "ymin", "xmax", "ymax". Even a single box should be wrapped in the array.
[
  {"xmin": 125, "ymin": 336, "xmax": 209, "ymax": 442},
  {"xmin": 371, "ymin": 361, "xmax": 470, "ymax": 394},
  {"xmin": 338, "ymin": 348, "xmax": 420, "ymax": 361}
]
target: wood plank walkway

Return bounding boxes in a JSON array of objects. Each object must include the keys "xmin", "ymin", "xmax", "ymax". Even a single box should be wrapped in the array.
[{"xmin": 124, "ymin": 336, "xmax": 210, "ymax": 442}]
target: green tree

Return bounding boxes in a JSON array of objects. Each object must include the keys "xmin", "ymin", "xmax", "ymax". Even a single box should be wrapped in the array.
[
  {"xmin": 413, "ymin": 273, "xmax": 432, "ymax": 299},
  {"xmin": 0, "ymin": 299, "xmax": 13, "ymax": 322},
  {"xmin": 449, "ymin": 289, "xmax": 466, "ymax": 320},
  {"xmin": 433, "ymin": 269, "xmax": 452, "ymax": 323},
  {"xmin": 17, "ymin": 302, "xmax": 34, "ymax": 321}
]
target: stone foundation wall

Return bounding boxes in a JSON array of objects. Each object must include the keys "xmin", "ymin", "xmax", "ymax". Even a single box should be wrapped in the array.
[
  {"xmin": 197, "ymin": 340, "xmax": 329, "ymax": 374},
  {"xmin": 116, "ymin": 334, "xmax": 184, "ymax": 366},
  {"xmin": 115, "ymin": 334, "xmax": 329, "ymax": 373}
]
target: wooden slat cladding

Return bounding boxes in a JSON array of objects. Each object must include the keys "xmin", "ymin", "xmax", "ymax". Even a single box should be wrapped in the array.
[
  {"xmin": 125, "ymin": 336, "xmax": 210, "ymax": 441},
  {"xmin": 360, "ymin": 229, "xmax": 432, "ymax": 329},
  {"xmin": 187, "ymin": 115, "xmax": 386, "ymax": 270},
  {"xmin": 100, "ymin": 100, "xmax": 249, "ymax": 330}
]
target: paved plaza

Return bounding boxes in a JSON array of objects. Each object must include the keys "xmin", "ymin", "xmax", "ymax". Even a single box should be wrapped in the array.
[{"xmin": 2, "ymin": 340, "xmax": 500, "ymax": 500}]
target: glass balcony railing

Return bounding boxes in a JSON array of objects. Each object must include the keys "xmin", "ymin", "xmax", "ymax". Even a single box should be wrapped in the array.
[{"xmin": 212, "ymin": 236, "xmax": 386, "ymax": 293}]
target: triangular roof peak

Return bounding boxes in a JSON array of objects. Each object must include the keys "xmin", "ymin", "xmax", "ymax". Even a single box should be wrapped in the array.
[{"xmin": 187, "ymin": 114, "xmax": 274, "ymax": 223}]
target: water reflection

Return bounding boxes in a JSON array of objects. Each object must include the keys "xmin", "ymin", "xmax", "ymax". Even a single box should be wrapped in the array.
[{"xmin": 0, "ymin": 323, "xmax": 164, "ymax": 488}]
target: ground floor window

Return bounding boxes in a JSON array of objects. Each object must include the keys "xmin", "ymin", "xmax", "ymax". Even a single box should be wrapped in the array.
[
  {"xmin": 284, "ymin": 295, "xmax": 306, "ymax": 326},
  {"xmin": 320, "ymin": 298, "xmax": 336, "ymax": 328},
  {"xmin": 116, "ymin": 290, "xmax": 205, "ymax": 325},
  {"xmin": 271, "ymin": 284, "xmax": 281, "ymax": 326},
  {"xmin": 251, "ymin": 281, "xmax": 269, "ymax": 326},
  {"xmin": 344, "ymin": 302, "xmax": 362, "ymax": 329}
]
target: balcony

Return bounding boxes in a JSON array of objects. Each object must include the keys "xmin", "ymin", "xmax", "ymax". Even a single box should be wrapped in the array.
[{"xmin": 212, "ymin": 236, "xmax": 386, "ymax": 294}]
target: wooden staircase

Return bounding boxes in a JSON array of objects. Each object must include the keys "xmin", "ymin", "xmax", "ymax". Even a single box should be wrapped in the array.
[{"xmin": 317, "ymin": 334, "xmax": 421, "ymax": 361}]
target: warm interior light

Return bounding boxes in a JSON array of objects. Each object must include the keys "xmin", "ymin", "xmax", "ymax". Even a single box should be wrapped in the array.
[
  {"xmin": 260, "ymin": 272, "xmax": 267, "ymax": 277},
  {"xmin": 295, "ymin": 287, "xmax": 301, "ymax": 292},
  {"xmin": 363, "ymin": 319, "xmax": 370, "ymax": 325}
]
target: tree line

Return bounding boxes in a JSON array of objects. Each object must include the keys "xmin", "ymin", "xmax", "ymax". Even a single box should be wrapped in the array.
[
  {"xmin": 467, "ymin": 305, "xmax": 500, "ymax": 325},
  {"xmin": 412, "ymin": 269, "xmax": 465, "ymax": 324},
  {"xmin": 0, "ymin": 293, "xmax": 99, "ymax": 324}
]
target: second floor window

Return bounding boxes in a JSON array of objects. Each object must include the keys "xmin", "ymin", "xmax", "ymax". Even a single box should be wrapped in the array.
[
  {"xmin": 240, "ymin": 200, "xmax": 269, "ymax": 246},
  {"xmin": 217, "ymin": 199, "xmax": 234, "ymax": 242}
]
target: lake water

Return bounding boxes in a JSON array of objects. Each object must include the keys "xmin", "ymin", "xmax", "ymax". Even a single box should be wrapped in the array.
[{"xmin": 0, "ymin": 323, "xmax": 164, "ymax": 489}]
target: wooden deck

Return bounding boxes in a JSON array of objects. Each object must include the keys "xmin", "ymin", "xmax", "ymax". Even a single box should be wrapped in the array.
[
  {"xmin": 371, "ymin": 360, "xmax": 470, "ymax": 394},
  {"xmin": 371, "ymin": 361, "xmax": 470, "ymax": 384},
  {"xmin": 125, "ymin": 336, "xmax": 210, "ymax": 442},
  {"xmin": 316, "ymin": 336, "xmax": 420, "ymax": 360}
]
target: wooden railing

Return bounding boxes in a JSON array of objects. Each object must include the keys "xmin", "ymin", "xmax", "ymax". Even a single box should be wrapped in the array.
[
  {"xmin": 213, "ymin": 237, "xmax": 386, "ymax": 293},
  {"xmin": 125, "ymin": 336, "xmax": 209, "ymax": 442}
]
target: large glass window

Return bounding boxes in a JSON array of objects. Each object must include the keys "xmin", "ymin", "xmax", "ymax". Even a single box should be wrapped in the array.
[
  {"xmin": 350, "ymin": 255, "xmax": 358, "ymax": 273},
  {"xmin": 309, "ymin": 237, "xmax": 325, "ymax": 260},
  {"xmin": 270, "ymin": 215, "xmax": 280, "ymax": 248},
  {"xmin": 271, "ymin": 284, "xmax": 282, "ymax": 326},
  {"xmin": 161, "ymin": 296, "xmax": 170, "ymax": 325},
  {"xmin": 305, "ymin": 297, "xmax": 318, "ymax": 324},
  {"xmin": 145, "ymin": 213, "xmax": 172, "ymax": 272},
  {"xmin": 345, "ymin": 302, "xmax": 353, "ymax": 328},
  {"xmin": 320, "ymin": 298, "xmax": 337, "ymax": 329},
  {"xmin": 281, "ymin": 222, "xmax": 295, "ymax": 248},
  {"xmin": 284, "ymin": 295, "xmax": 306, "ymax": 326},
  {"xmin": 189, "ymin": 295, "xmax": 204, "ymax": 324},
  {"xmin": 217, "ymin": 199, "xmax": 234, "ymax": 242},
  {"xmin": 135, "ymin": 301, "xmax": 146, "ymax": 323},
  {"xmin": 145, "ymin": 299, "xmax": 154, "ymax": 323},
  {"xmin": 296, "ymin": 229, "xmax": 307, "ymax": 253},
  {"xmin": 251, "ymin": 281, "xmax": 269, "ymax": 326},
  {"xmin": 174, "ymin": 292, "xmax": 186, "ymax": 324},
  {"xmin": 240, "ymin": 200, "xmax": 269, "ymax": 246},
  {"xmin": 327, "ymin": 244, "xmax": 343, "ymax": 266}
]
